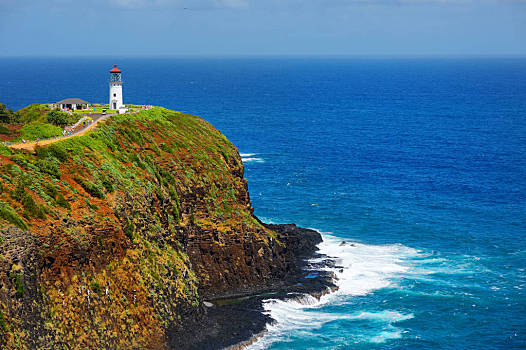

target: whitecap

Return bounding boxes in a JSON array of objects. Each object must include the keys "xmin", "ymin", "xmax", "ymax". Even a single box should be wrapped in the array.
[
  {"xmin": 247, "ymin": 232, "xmax": 421, "ymax": 349},
  {"xmin": 241, "ymin": 153, "xmax": 265, "ymax": 163},
  {"xmin": 242, "ymin": 157, "xmax": 265, "ymax": 163}
]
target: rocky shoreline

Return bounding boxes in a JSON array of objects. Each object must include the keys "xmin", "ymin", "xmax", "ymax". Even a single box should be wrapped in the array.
[{"xmin": 169, "ymin": 223, "xmax": 337, "ymax": 350}]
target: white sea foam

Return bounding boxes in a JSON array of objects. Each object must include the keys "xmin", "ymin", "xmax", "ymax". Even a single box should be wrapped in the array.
[
  {"xmin": 246, "ymin": 232, "xmax": 420, "ymax": 349},
  {"xmin": 242, "ymin": 157, "xmax": 265, "ymax": 163},
  {"xmin": 241, "ymin": 153, "xmax": 265, "ymax": 163},
  {"xmin": 316, "ymin": 234, "xmax": 420, "ymax": 298}
]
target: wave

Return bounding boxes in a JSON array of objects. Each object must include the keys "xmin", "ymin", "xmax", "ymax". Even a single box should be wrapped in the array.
[
  {"xmin": 241, "ymin": 153, "xmax": 265, "ymax": 163},
  {"xmin": 246, "ymin": 232, "xmax": 421, "ymax": 349},
  {"xmin": 316, "ymin": 234, "xmax": 420, "ymax": 298}
]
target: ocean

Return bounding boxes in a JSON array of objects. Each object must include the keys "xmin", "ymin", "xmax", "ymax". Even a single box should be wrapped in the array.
[{"xmin": 1, "ymin": 57, "xmax": 525, "ymax": 349}]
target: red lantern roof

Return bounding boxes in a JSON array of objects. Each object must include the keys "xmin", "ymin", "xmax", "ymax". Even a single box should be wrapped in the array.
[{"xmin": 109, "ymin": 64, "xmax": 122, "ymax": 73}]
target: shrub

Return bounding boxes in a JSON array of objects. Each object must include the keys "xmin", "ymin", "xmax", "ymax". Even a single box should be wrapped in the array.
[
  {"xmin": 9, "ymin": 272, "xmax": 25, "ymax": 298},
  {"xmin": 11, "ymin": 183, "xmax": 46, "ymax": 220},
  {"xmin": 74, "ymin": 175, "xmax": 104, "ymax": 199},
  {"xmin": 0, "ymin": 103, "xmax": 15, "ymax": 123},
  {"xmin": 0, "ymin": 145, "xmax": 11, "ymax": 157},
  {"xmin": 43, "ymin": 182, "xmax": 58, "ymax": 199},
  {"xmin": 0, "ymin": 309, "xmax": 6, "ymax": 331},
  {"xmin": 35, "ymin": 143, "xmax": 69, "ymax": 163},
  {"xmin": 56, "ymin": 193, "xmax": 70, "ymax": 210},
  {"xmin": 0, "ymin": 202, "xmax": 27, "ymax": 230},
  {"xmin": 85, "ymin": 198, "xmax": 99, "ymax": 211},
  {"xmin": 90, "ymin": 281, "xmax": 103, "ymax": 297},
  {"xmin": 46, "ymin": 110, "xmax": 71, "ymax": 126},
  {"xmin": 13, "ymin": 104, "xmax": 50, "ymax": 124},
  {"xmin": 0, "ymin": 125, "xmax": 10, "ymax": 134},
  {"xmin": 159, "ymin": 142, "xmax": 173, "ymax": 153},
  {"xmin": 101, "ymin": 175, "xmax": 114, "ymax": 193},
  {"xmin": 124, "ymin": 220, "xmax": 134, "ymax": 241},
  {"xmin": 36, "ymin": 157, "xmax": 61, "ymax": 178},
  {"xmin": 18, "ymin": 122, "xmax": 62, "ymax": 141},
  {"xmin": 9, "ymin": 153, "xmax": 29, "ymax": 168}
]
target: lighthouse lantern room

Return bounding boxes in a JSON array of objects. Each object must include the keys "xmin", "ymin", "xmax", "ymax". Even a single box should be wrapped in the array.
[{"xmin": 109, "ymin": 64, "xmax": 124, "ymax": 110}]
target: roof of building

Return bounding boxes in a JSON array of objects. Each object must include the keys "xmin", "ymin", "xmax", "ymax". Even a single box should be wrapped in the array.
[
  {"xmin": 56, "ymin": 98, "xmax": 90, "ymax": 104},
  {"xmin": 110, "ymin": 64, "xmax": 122, "ymax": 73}
]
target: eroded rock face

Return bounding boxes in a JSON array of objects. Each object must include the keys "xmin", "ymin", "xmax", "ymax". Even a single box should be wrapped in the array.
[
  {"xmin": 0, "ymin": 227, "xmax": 62, "ymax": 348},
  {"xmin": 0, "ymin": 107, "xmax": 326, "ymax": 349}
]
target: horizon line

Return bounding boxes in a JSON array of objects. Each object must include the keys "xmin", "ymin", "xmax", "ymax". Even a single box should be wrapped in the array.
[{"xmin": 1, "ymin": 53, "xmax": 526, "ymax": 60}]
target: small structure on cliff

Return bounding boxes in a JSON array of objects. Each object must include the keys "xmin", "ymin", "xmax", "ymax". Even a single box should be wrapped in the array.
[{"xmin": 54, "ymin": 98, "xmax": 90, "ymax": 111}]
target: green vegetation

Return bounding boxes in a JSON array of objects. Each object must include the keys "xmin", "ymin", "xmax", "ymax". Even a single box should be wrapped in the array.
[
  {"xmin": 17, "ymin": 122, "xmax": 62, "ymax": 142},
  {"xmin": 36, "ymin": 157, "xmax": 60, "ymax": 178},
  {"xmin": 0, "ymin": 309, "xmax": 6, "ymax": 331},
  {"xmin": 0, "ymin": 125, "xmax": 10, "ymax": 135},
  {"xmin": 90, "ymin": 281, "xmax": 103, "ymax": 297},
  {"xmin": 74, "ymin": 176, "xmax": 104, "ymax": 199},
  {"xmin": 74, "ymin": 105, "xmax": 116, "ymax": 114},
  {"xmin": 0, "ymin": 201, "xmax": 27, "ymax": 230},
  {"xmin": 11, "ymin": 181, "xmax": 47, "ymax": 220},
  {"xmin": 0, "ymin": 103, "xmax": 15, "ymax": 123},
  {"xmin": 11, "ymin": 104, "xmax": 51, "ymax": 124},
  {"xmin": 46, "ymin": 110, "xmax": 77, "ymax": 126},
  {"xmin": 56, "ymin": 193, "xmax": 70, "ymax": 210},
  {"xmin": 9, "ymin": 272, "xmax": 25, "ymax": 298}
]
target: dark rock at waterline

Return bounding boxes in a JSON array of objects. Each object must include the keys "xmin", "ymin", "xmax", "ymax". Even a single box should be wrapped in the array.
[
  {"xmin": 168, "ymin": 297, "xmax": 271, "ymax": 350},
  {"xmin": 263, "ymin": 223, "xmax": 323, "ymax": 258},
  {"xmin": 169, "ymin": 223, "xmax": 336, "ymax": 350}
]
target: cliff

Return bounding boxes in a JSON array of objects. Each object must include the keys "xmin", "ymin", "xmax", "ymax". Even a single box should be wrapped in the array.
[{"xmin": 0, "ymin": 107, "xmax": 327, "ymax": 349}]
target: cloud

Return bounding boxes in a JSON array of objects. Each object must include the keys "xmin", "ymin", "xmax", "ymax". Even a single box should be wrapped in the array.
[
  {"xmin": 108, "ymin": 0, "xmax": 170, "ymax": 9},
  {"xmin": 214, "ymin": 0, "xmax": 249, "ymax": 9}
]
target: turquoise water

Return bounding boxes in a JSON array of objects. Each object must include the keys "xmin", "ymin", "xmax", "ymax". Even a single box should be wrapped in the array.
[{"xmin": 1, "ymin": 57, "xmax": 525, "ymax": 349}]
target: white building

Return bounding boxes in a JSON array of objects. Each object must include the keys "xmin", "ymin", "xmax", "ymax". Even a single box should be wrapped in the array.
[
  {"xmin": 109, "ymin": 64, "xmax": 124, "ymax": 110},
  {"xmin": 54, "ymin": 98, "xmax": 90, "ymax": 111}
]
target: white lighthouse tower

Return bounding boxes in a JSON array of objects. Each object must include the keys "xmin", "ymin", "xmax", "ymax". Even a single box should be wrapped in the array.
[{"xmin": 109, "ymin": 64, "xmax": 123, "ymax": 110}]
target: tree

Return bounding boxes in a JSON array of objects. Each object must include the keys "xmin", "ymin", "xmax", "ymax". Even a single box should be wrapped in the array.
[
  {"xmin": 0, "ymin": 103, "xmax": 14, "ymax": 123},
  {"xmin": 46, "ymin": 110, "xmax": 70, "ymax": 126}
]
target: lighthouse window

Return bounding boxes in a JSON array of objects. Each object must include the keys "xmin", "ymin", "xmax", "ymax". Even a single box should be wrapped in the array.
[{"xmin": 113, "ymin": 93, "xmax": 116, "ymax": 97}]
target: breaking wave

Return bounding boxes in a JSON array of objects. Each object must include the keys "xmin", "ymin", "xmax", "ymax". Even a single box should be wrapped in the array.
[{"xmin": 246, "ymin": 232, "xmax": 424, "ymax": 349}]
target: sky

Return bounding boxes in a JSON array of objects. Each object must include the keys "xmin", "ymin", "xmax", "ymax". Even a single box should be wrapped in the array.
[{"xmin": 0, "ymin": 0, "xmax": 525, "ymax": 56}]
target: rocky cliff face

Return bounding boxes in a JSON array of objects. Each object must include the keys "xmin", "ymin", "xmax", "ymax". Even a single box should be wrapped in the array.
[{"xmin": 0, "ymin": 107, "xmax": 322, "ymax": 349}]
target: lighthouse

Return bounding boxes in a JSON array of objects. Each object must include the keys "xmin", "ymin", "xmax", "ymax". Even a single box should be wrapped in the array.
[{"xmin": 109, "ymin": 64, "xmax": 123, "ymax": 110}]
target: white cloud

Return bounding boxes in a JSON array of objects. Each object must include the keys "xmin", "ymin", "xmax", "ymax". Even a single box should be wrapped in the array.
[
  {"xmin": 214, "ymin": 0, "xmax": 249, "ymax": 9},
  {"xmin": 108, "ymin": 0, "xmax": 168, "ymax": 9}
]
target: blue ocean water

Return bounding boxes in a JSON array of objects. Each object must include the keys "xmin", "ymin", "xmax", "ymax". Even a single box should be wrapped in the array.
[{"xmin": 1, "ymin": 57, "xmax": 526, "ymax": 349}]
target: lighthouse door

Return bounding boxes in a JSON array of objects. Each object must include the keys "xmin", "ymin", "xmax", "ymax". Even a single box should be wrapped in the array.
[{"xmin": 113, "ymin": 102, "xmax": 117, "ymax": 109}]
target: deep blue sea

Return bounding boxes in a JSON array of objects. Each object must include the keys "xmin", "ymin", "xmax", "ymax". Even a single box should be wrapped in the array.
[{"xmin": 1, "ymin": 57, "xmax": 526, "ymax": 349}]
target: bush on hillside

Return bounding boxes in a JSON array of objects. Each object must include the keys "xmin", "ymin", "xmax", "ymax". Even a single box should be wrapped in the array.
[
  {"xmin": 0, "ymin": 103, "xmax": 15, "ymax": 123},
  {"xmin": 18, "ymin": 123, "xmax": 62, "ymax": 141},
  {"xmin": 74, "ymin": 175, "xmax": 104, "ymax": 199},
  {"xmin": 0, "ymin": 201, "xmax": 28, "ymax": 230},
  {"xmin": 36, "ymin": 157, "xmax": 61, "ymax": 178},
  {"xmin": 46, "ymin": 110, "xmax": 71, "ymax": 126},
  {"xmin": 13, "ymin": 104, "xmax": 51, "ymax": 124}
]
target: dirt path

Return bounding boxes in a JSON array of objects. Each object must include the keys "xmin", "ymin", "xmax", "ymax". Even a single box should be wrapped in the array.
[{"xmin": 8, "ymin": 114, "xmax": 115, "ymax": 152}]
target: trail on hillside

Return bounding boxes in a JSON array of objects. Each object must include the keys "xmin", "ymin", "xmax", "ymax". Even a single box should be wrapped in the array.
[{"xmin": 8, "ymin": 113, "xmax": 115, "ymax": 152}]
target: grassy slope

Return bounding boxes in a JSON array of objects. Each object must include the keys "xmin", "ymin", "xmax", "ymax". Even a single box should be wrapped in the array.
[
  {"xmin": 9, "ymin": 104, "xmax": 88, "ymax": 142},
  {"xmin": 0, "ymin": 107, "xmax": 271, "ymax": 349},
  {"xmin": 14, "ymin": 104, "xmax": 51, "ymax": 124}
]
